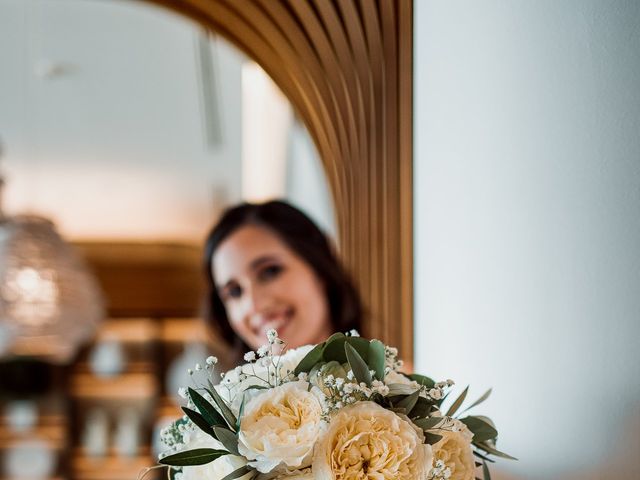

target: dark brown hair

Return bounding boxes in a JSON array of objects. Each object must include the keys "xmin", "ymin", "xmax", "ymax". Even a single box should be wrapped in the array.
[{"xmin": 203, "ymin": 200, "xmax": 363, "ymax": 359}]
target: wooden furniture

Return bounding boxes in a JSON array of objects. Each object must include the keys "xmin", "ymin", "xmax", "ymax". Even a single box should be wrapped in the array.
[{"xmin": 63, "ymin": 243, "xmax": 212, "ymax": 480}]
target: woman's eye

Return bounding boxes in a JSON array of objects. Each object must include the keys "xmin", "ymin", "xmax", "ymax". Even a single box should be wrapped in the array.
[
  {"xmin": 258, "ymin": 264, "xmax": 283, "ymax": 281},
  {"xmin": 224, "ymin": 284, "xmax": 243, "ymax": 300}
]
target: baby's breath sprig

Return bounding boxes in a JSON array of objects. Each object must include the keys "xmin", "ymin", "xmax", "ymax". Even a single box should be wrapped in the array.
[
  {"xmin": 186, "ymin": 355, "xmax": 218, "ymax": 382},
  {"xmin": 428, "ymin": 459, "xmax": 452, "ymax": 480},
  {"xmin": 317, "ymin": 369, "xmax": 391, "ymax": 419},
  {"xmin": 384, "ymin": 345, "xmax": 404, "ymax": 372},
  {"xmin": 425, "ymin": 379, "xmax": 455, "ymax": 401},
  {"xmin": 216, "ymin": 329, "xmax": 294, "ymax": 404}
]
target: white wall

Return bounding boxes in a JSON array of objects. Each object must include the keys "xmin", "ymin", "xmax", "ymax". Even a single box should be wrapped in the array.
[{"xmin": 414, "ymin": 1, "xmax": 640, "ymax": 479}]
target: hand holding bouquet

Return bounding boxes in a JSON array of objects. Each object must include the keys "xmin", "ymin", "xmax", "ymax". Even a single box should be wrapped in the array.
[{"xmin": 153, "ymin": 331, "xmax": 514, "ymax": 480}]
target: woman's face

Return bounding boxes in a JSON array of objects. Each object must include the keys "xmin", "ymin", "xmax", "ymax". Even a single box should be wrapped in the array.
[{"xmin": 211, "ymin": 224, "xmax": 332, "ymax": 351}]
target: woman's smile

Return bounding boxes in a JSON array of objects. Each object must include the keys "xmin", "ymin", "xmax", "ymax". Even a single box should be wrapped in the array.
[{"xmin": 251, "ymin": 306, "xmax": 294, "ymax": 340}]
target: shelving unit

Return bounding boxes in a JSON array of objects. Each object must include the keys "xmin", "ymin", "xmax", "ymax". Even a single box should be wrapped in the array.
[
  {"xmin": 68, "ymin": 317, "xmax": 211, "ymax": 480},
  {"xmin": 0, "ymin": 242, "xmax": 223, "ymax": 479}
]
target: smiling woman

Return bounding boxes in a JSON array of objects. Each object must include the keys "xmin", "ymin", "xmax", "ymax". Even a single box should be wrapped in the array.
[{"xmin": 204, "ymin": 201, "xmax": 363, "ymax": 363}]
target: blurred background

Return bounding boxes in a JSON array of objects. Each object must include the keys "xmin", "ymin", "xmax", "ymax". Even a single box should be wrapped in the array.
[{"xmin": 0, "ymin": 1, "xmax": 334, "ymax": 479}]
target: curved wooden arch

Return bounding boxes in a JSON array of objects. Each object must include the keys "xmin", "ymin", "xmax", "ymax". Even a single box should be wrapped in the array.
[{"xmin": 146, "ymin": 0, "xmax": 414, "ymax": 360}]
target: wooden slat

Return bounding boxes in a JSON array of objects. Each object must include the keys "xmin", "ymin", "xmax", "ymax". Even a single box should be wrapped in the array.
[
  {"xmin": 380, "ymin": 0, "xmax": 399, "ymax": 345},
  {"xmin": 398, "ymin": 0, "xmax": 415, "ymax": 361}
]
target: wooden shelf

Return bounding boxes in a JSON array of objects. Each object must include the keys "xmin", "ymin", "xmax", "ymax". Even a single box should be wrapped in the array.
[
  {"xmin": 0, "ymin": 426, "xmax": 66, "ymax": 449},
  {"xmin": 155, "ymin": 397, "xmax": 184, "ymax": 419},
  {"xmin": 73, "ymin": 361, "xmax": 156, "ymax": 375},
  {"xmin": 93, "ymin": 318, "xmax": 160, "ymax": 344},
  {"xmin": 159, "ymin": 317, "xmax": 208, "ymax": 343},
  {"xmin": 72, "ymin": 450, "xmax": 155, "ymax": 480},
  {"xmin": 0, "ymin": 413, "xmax": 67, "ymax": 449},
  {"xmin": 70, "ymin": 372, "xmax": 159, "ymax": 400},
  {"xmin": 0, "ymin": 478, "xmax": 63, "ymax": 480}
]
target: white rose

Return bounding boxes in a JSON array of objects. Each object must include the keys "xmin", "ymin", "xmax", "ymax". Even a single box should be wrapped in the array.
[
  {"xmin": 180, "ymin": 455, "xmax": 251, "ymax": 480},
  {"xmin": 216, "ymin": 345, "xmax": 314, "ymax": 412},
  {"xmin": 431, "ymin": 422, "xmax": 475, "ymax": 480},
  {"xmin": 173, "ymin": 428, "xmax": 252, "ymax": 480},
  {"xmin": 271, "ymin": 468, "xmax": 314, "ymax": 479},
  {"xmin": 238, "ymin": 380, "xmax": 324, "ymax": 473},
  {"xmin": 313, "ymin": 401, "xmax": 432, "ymax": 479}
]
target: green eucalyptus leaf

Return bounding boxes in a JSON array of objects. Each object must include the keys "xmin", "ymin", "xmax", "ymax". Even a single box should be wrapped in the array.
[
  {"xmin": 159, "ymin": 448, "xmax": 228, "ymax": 466},
  {"xmin": 407, "ymin": 373, "xmax": 435, "ymax": 388},
  {"xmin": 347, "ymin": 337, "xmax": 371, "ymax": 358},
  {"xmin": 413, "ymin": 416, "xmax": 444, "ymax": 431},
  {"xmin": 395, "ymin": 389, "xmax": 421, "ymax": 414},
  {"xmin": 386, "ymin": 384, "xmax": 420, "ymax": 396},
  {"xmin": 474, "ymin": 415, "xmax": 496, "ymax": 428},
  {"xmin": 213, "ymin": 427, "xmax": 240, "ymax": 455},
  {"xmin": 475, "ymin": 441, "xmax": 518, "ymax": 460},
  {"xmin": 206, "ymin": 381, "xmax": 237, "ymax": 431},
  {"xmin": 460, "ymin": 388, "xmax": 492, "ymax": 415},
  {"xmin": 446, "ymin": 385, "xmax": 469, "ymax": 417},
  {"xmin": 181, "ymin": 407, "xmax": 216, "ymax": 439},
  {"xmin": 323, "ymin": 338, "xmax": 347, "ymax": 363},
  {"xmin": 242, "ymin": 385, "xmax": 270, "ymax": 392},
  {"xmin": 472, "ymin": 449, "xmax": 495, "ymax": 463},
  {"xmin": 324, "ymin": 335, "xmax": 369, "ymax": 364},
  {"xmin": 410, "ymin": 396, "xmax": 434, "ymax": 419},
  {"xmin": 483, "ymin": 461, "xmax": 492, "ymax": 480},
  {"xmin": 325, "ymin": 332, "xmax": 347, "ymax": 343},
  {"xmin": 220, "ymin": 465, "xmax": 255, "ymax": 480},
  {"xmin": 319, "ymin": 333, "xmax": 347, "ymax": 361},
  {"xmin": 368, "ymin": 340, "xmax": 386, "ymax": 380},
  {"xmin": 345, "ymin": 343, "xmax": 372, "ymax": 386},
  {"xmin": 294, "ymin": 343, "xmax": 326, "ymax": 375},
  {"xmin": 424, "ymin": 432, "xmax": 443, "ymax": 445},
  {"xmin": 460, "ymin": 416, "xmax": 498, "ymax": 443},
  {"xmin": 188, "ymin": 388, "xmax": 226, "ymax": 428},
  {"xmin": 236, "ymin": 395, "xmax": 246, "ymax": 432},
  {"xmin": 386, "ymin": 395, "xmax": 408, "ymax": 405}
]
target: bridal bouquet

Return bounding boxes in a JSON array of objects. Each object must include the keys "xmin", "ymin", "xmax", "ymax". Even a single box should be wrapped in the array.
[{"xmin": 154, "ymin": 331, "xmax": 513, "ymax": 480}]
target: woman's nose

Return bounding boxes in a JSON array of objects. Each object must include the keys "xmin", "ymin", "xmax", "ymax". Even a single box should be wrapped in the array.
[{"xmin": 244, "ymin": 285, "xmax": 269, "ymax": 321}]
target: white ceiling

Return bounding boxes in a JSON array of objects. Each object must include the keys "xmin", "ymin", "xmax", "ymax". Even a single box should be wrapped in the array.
[{"xmin": 0, "ymin": 0, "xmax": 334, "ymax": 242}]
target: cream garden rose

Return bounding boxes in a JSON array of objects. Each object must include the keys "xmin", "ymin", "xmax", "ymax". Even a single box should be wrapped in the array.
[
  {"xmin": 216, "ymin": 345, "xmax": 314, "ymax": 413},
  {"xmin": 313, "ymin": 401, "xmax": 433, "ymax": 480},
  {"xmin": 431, "ymin": 421, "xmax": 475, "ymax": 480},
  {"xmin": 238, "ymin": 380, "xmax": 324, "ymax": 473},
  {"xmin": 272, "ymin": 468, "xmax": 314, "ymax": 479}
]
